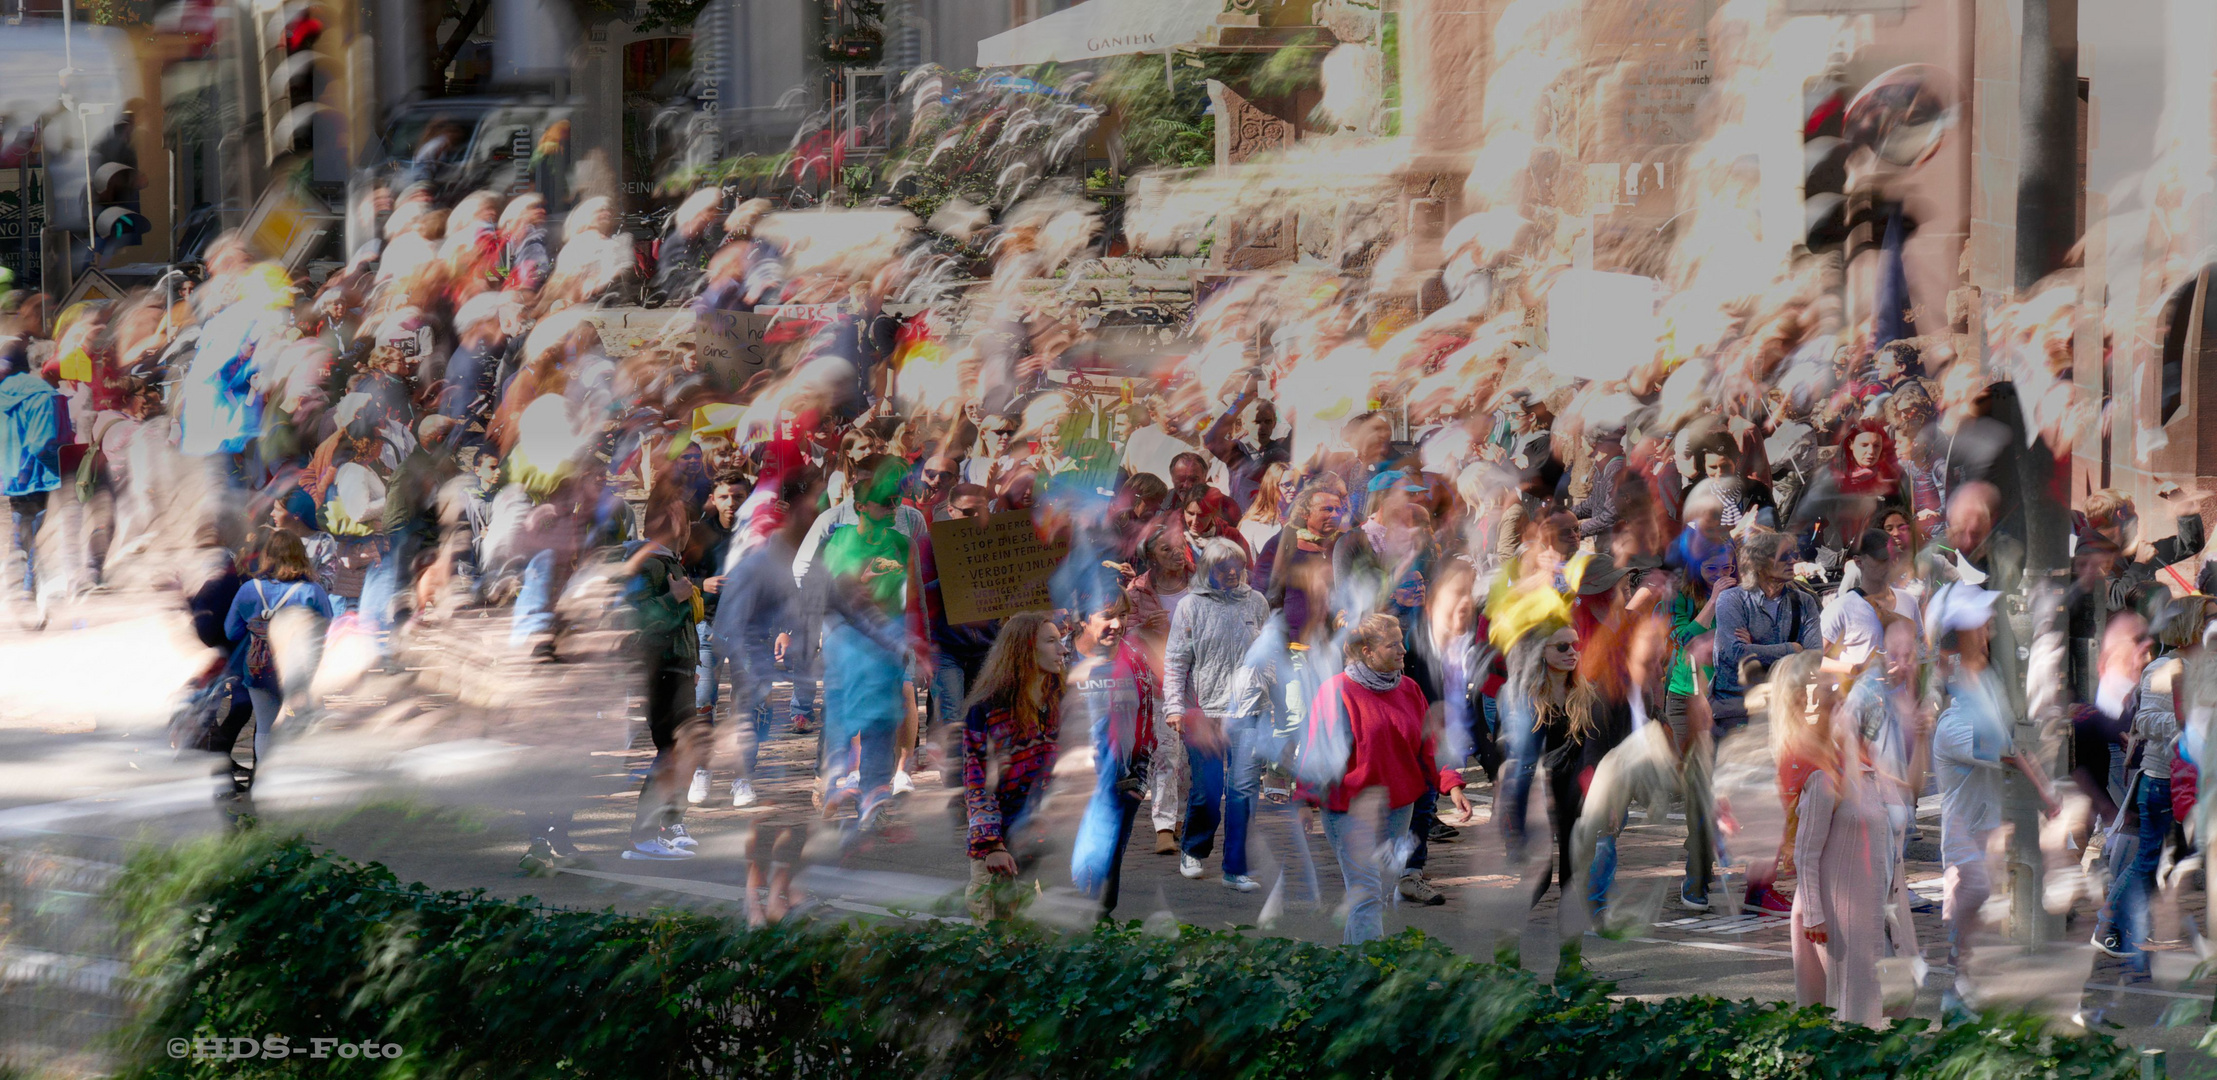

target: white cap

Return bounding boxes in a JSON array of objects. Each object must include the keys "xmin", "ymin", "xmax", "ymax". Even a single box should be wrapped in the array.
[{"xmin": 1929, "ymin": 582, "xmax": 1998, "ymax": 634}]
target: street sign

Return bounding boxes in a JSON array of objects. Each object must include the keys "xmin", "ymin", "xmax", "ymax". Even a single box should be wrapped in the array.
[
  {"xmin": 59, "ymin": 267, "xmax": 124, "ymax": 309},
  {"xmin": 0, "ymin": 169, "xmax": 44, "ymax": 287}
]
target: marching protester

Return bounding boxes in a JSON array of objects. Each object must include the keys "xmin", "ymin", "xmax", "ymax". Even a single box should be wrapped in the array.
[{"xmin": 10, "ymin": 75, "xmax": 2206, "ymax": 1038}]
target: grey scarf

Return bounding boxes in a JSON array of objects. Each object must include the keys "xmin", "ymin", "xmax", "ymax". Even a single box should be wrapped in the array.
[{"xmin": 1347, "ymin": 660, "xmax": 1401, "ymax": 694}]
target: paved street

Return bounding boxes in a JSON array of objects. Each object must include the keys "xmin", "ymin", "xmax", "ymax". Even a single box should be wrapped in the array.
[{"xmin": 2, "ymin": 585, "xmax": 2212, "ymax": 1075}]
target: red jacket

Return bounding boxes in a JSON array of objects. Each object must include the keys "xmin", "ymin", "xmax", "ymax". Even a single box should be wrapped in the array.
[{"xmin": 1307, "ymin": 672, "xmax": 1436, "ymax": 813}]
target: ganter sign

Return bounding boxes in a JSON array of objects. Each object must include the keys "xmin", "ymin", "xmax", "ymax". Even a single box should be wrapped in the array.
[{"xmin": 978, "ymin": 0, "xmax": 1224, "ymax": 67}]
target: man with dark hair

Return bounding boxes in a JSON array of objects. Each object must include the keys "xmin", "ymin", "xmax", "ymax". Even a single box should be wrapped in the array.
[
  {"xmin": 1573, "ymin": 422, "xmax": 1628, "ymax": 540},
  {"xmin": 623, "ymin": 494, "xmax": 705, "ymax": 860},
  {"xmin": 914, "ymin": 480, "xmax": 998, "ymax": 785},
  {"xmin": 682, "ymin": 468, "xmax": 749, "ymax": 803},
  {"xmin": 911, "ymin": 451, "xmax": 964, "ymax": 520}
]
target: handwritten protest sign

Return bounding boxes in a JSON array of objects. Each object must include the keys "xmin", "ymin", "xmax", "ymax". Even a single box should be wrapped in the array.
[
  {"xmin": 694, "ymin": 310, "xmax": 772, "ymax": 386},
  {"xmin": 930, "ymin": 509, "xmax": 1071, "ymax": 625}
]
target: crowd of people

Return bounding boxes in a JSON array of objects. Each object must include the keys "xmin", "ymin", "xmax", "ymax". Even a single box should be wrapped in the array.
[{"xmin": 1, "ymin": 160, "xmax": 2209, "ymax": 1030}]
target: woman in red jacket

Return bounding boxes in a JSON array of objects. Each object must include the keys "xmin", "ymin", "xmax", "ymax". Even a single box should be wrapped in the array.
[{"xmin": 1303, "ymin": 612, "xmax": 1438, "ymax": 944}]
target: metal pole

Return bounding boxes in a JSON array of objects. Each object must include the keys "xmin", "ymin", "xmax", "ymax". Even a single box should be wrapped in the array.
[
  {"xmin": 2015, "ymin": 0, "xmax": 2078, "ymax": 292},
  {"xmin": 2002, "ymin": 0, "xmax": 2081, "ymax": 950},
  {"xmin": 18, "ymin": 123, "xmax": 29, "ymax": 289}
]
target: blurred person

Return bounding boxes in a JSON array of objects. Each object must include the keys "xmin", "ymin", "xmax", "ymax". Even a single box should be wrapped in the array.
[
  {"xmin": 1067, "ymin": 590, "xmax": 1162, "ymax": 919},
  {"xmin": 1127, "ymin": 525, "xmax": 1195, "ymax": 850},
  {"xmin": 1165, "ymin": 537, "xmax": 1273, "ymax": 892},
  {"xmin": 653, "ymin": 187, "xmax": 724, "ymax": 303},
  {"xmin": 497, "ymin": 194, "xmax": 552, "ymax": 293},
  {"xmin": 622, "ymin": 493, "xmax": 707, "ymax": 861},
  {"xmin": 1711, "ymin": 530, "xmax": 1820, "ymax": 731},
  {"xmin": 963, "ymin": 611, "xmax": 1067, "ymax": 921},
  {"xmin": 712, "ymin": 466, "xmax": 824, "ymax": 809},
  {"xmin": 816, "ymin": 456, "xmax": 921, "ymax": 833},
  {"xmin": 1820, "ymin": 530, "xmax": 1895, "ymax": 675},
  {"xmin": 1571, "ymin": 614, "xmax": 1677, "ymax": 921},
  {"xmin": 913, "ymin": 481, "xmax": 997, "ymax": 782},
  {"xmin": 1788, "ymin": 647, "xmax": 1896, "ymax": 1026},
  {"xmin": 1301, "ymin": 613, "xmax": 1437, "ymax": 944},
  {"xmin": 0, "ymin": 352, "xmax": 64, "ymax": 604},
  {"xmin": 2091, "ymin": 603, "xmax": 2203, "ymax": 964},
  {"xmin": 1667, "ymin": 536, "xmax": 1735, "ymax": 908},
  {"xmin": 1259, "ymin": 483, "xmax": 1346, "ymax": 647},
  {"xmin": 1572, "ymin": 421, "xmax": 1628, "ymax": 541},
  {"xmin": 1712, "ymin": 530, "xmax": 1821, "ymax": 914},
  {"xmin": 222, "ymin": 532, "xmax": 333, "ymax": 785},
  {"xmin": 1929, "ymin": 581, "xmax": 2050, "ymax": 1016},
  {"xmin": 1201, "ymin": 375, "xmax": 1288, "ymax": 513},
  {"xmin": 1239, "ymin": 462, "xmax": 1296, "ymax": 555}
]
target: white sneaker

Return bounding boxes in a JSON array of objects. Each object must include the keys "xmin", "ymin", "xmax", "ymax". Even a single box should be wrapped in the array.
[
  {"xmin": 1179, "ymin": 854, "xmax": 1205, "ymax": 880},
  {"xmin": 731, "ymin": 779, "xmax": 758, "ymax": 808},
  {"xmin": 893, "ymin": 770, "xmax": 914, "ymax": 795},
  {"xmin": 621, "ymin": 837, "xmax": 695, "ymax": 861},
  {"xmin": 688, "ymin": 768, "xmax": 711, "ymax": 804},
  {"xmin": 1223, "ymin": 874, "xmax": 1260, "ymax": 892},
  {"xmin": 664, "ymin": 824, "xmax": 699, "ymax": 850}
]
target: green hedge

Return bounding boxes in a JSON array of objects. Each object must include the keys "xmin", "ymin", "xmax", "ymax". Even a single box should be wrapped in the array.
[{"xmin": 110, "ymin": 836, "xmax": 2137, "ymax": 1079}]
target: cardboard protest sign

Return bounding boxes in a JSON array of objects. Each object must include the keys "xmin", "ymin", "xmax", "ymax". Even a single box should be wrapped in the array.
[
  {"xmin": 930, "ymin": 509, "xmax": 1071, "ymax": 625},
  {"xmin": 694, "ymin": 310, "xmax": 772, "ymax": 382}
]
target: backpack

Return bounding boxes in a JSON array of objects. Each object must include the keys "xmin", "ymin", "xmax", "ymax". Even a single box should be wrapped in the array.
[{"xmin": 244, "ymin": 580, "xmax": 307, "ymax": 682}]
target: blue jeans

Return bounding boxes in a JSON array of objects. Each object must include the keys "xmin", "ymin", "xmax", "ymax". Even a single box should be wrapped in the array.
[
  {"xmin": 2107, "ymin": 775, "xmax": 2173, "ymax": 959},
  {"xmin": 9, "ymin": 491, "xmax": 47, "ymax": 595},
  {"xmin": 1181, "ymin": 713, "xmax": 1266, "ymax": 876},
  {"xmin": 824, "ymin": 721, "xmax": 896, "ymax": 825},
  {"xmin": 1321, "ymin": 798, "xmax": 1415, "ymax": 945},
  {"xmin": 732, "ymin": 633, "xmax": 792, "ymax": 781},
  {"xmin": 930, "ymin": 652, "xmax": 967, "ymax": 744},
  {"xmin": 1588, "ymin": 830, "xmax": 1620, "ymax": 910},
  {"xmin": 1407, "ymin": 788, "xmax": 1438, "ymax": 873},
  {"xmin": 1498, "ymin": 701, "xmax": 1538, "ymax": 855},
  {"xmin": 509, "ymin": 549, "xmax": 557, "ymax": 647}
]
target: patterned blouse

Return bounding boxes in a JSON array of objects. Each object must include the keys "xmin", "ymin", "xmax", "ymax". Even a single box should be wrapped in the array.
[{"xmin": 963, "ymin": 693, "xmax": 1061, "ymax": 860}]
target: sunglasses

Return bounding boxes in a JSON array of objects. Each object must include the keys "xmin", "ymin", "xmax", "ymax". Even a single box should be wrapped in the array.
[
  {"xmin": 986, "ymin": 428, "xmax": 1018, "ymax": 437},
  {"xmin": 1548, "ymin": 642, "xmax": 1576, "ymax": 655},
  {"xmin": 923, "ymin": 468, "xmax": 955, "ymax": 482}
]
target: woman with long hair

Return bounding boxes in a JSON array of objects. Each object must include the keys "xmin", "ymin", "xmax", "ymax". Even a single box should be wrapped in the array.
[
  {"xmin": 962, "ymin": 610, "xmax": 1069, "ymax": 920},
  {"xmin": 1240, "ymin": 462, "xmax": 1296, "ymax": 555},
  {"xmin": 1503, "ymin": 623, "xmax": 1588, "ymax": 902},
  {"xmin": 222, "ymin": 531, "xmax": 334, "ymax": 790},
  {"xmin": 1788, "ymin": 651, "xmax": 1895, "ymax": 1026},
  {"xmin": 1570, "ymin": 614, "xmax": 1679, "ymax": 920},
  {"xmin": 1067, "ymin": 590, "xmax": 1162, "ymax": 920}
]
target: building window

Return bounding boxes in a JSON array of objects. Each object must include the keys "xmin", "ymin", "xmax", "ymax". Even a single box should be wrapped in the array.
[{"xmin": 2159, "ymin": 275, "xmax": 2197, "ymax": 427}]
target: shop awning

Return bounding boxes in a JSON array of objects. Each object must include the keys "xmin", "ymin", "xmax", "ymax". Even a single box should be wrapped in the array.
[{"xmin": 977, "ymin": 0, "xmax": 1223, "ymax": 68}]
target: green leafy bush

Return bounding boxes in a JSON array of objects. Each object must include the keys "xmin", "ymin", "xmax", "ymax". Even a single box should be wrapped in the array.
[{"xmin": 112, "ymin": 836, "xmax": 2138, "ymax": 1079}]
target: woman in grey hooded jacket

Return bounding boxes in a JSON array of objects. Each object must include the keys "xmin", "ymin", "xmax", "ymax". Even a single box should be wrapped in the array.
[{"xmin": 1165, "ymin": 536, "xmax": 1274, "ymax": 891}]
